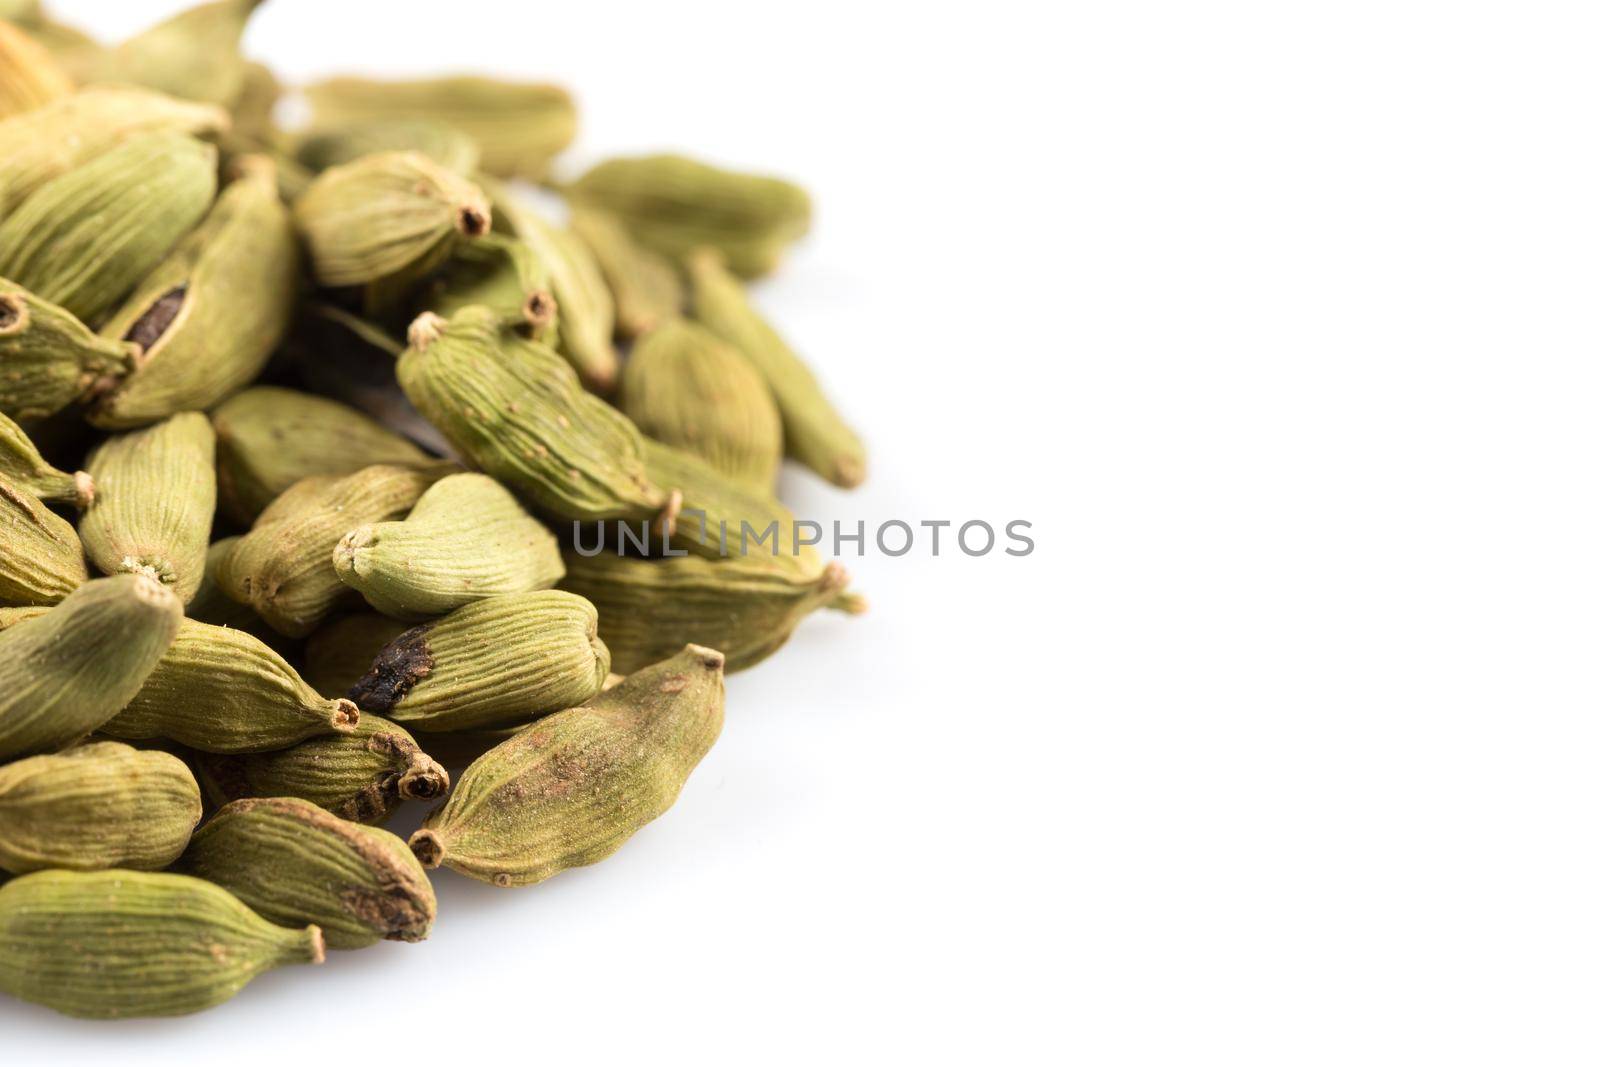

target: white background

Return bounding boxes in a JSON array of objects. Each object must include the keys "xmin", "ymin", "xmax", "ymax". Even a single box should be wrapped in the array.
[{"xmin": 7, "ymin": 1, "xmax": 1598, "ymax": 1063}]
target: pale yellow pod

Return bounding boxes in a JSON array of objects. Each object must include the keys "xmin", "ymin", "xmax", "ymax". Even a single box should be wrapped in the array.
[{"xmin": 0, "ymin": 21, "xmax": 72, "ymax": 119}]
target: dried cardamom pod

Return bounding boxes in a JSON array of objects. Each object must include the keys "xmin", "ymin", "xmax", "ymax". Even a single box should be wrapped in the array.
[
  {"xmin": 569, "ymin": 206, "xmax": 684, "ymax": 338},
  {"xmin": 305, "ymin": 75, "xmax": 576, "ymax": 181},
  {"xmin": 348, "ymin": 590, "xmax": 610, "ymax": 733},
  {"xmin": 0, "ymin": 410, "xmax": 91, "ymax": 508},
  {"xmin": 229, "ymin": 59, "xmax": 280, "ymax": 144},
  {"xmin": 303, "ymin": 611, "xmax": 411, "ymax": 698},
  {"xmin": 218, "ymin": 462, "xmax": 450, "ymax": 637},
  {"xmin": 194, "ymin": 712, "xmax": 448, "ymax": 826},
  {"xmin": 0, "ymin": 277, "xmax": 139, "ymax": 420},
  {"xmin": 176, "ymin": 796, "xmax": 435, "ymax": 948},
  {"xmin": 185, "ymin": 534, "xmax": 297, "ymax": 657},
  {"xmin": 421, "ymin": 232, "xmax": 559, "ymax": 344},
  {"xmin": 484, "ymin": 179, "xmax": 617, "ymax": 391},
  {"xmin": 93, "ymin": 0, "xmax": 266, "ymax": 107},
  {"xmin": 0, "ymin": 471, "xmax": 88, "ymax": 606},
  {"xmin": 100, "ymin": 618, "xmax": 359, "ymax": 753},
  {"xmin": 641, "ymin": 437, "xmax": 814, "ymax": 571},
  {"xmin": 0, "ymin": 741, "xmax": 202, "ymax": 874},
  {"xmin": 0, "ymin": 132, "xmax": 218, "ymax": 325},
  {"xmin": 0, "ymin": 20, "xmax": 71, "ymax": 119},
  {"xmin": 89, "ymin": 156, "xmax": 299, "ymax": 428},
  {"xmin": 621, "ymin": 319, "xmax": 782, "ymax": 489},
  {"xmin": 563, "ymin": 552, "xmax": 858, "ymax": 674},
  {"xmin": 16, "ymin": 12, "xmax": 102, "ymax": 83},
  {"xmin": 0, "ymin": 869, "xmax": 324, "ymax": 1018},
  {"xmin": 295, "ymin": 117, "xmax": 481, "ymax": 177},
  {"xmin": 334, "ymin": 472, "xmax": 564, "ymax": 620},
  {"xmin": 410, "ymin": 645, "xmax": 725, "ymax": 887},
  {"xmin": 293, "ymin": 150, "xmax": 491, "ymax": 289},
  {"xmin": 565, "ymin": 153, "xmax": 812, "ymax": 278},
  {"xmin": 212, "ymin": 385, "xmax": 432, "ymax": 525},
  {"xmin": 688, "ymin": 249, "xmax": 867, "ymax": 488},
  {"xmin": 78, "ymin": 412, "xmax": 217, "ymax": 602},
  {"xmin": 399, "ymin": 307, "xmax": 667, "ymax": 524},
  {"xmin": 0, "ymin": 85, "xmax": 227, "ymax": 216},
  {"xmin": 0, "ymin": 574, "xmax": 182, "ymax": 760}
]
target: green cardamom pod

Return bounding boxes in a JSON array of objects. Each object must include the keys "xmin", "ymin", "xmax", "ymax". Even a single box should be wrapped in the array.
[
  {"xmin": 93, "ymin": 0, "xmax": 266, "ymax": 107},
  {"xmin": 303, "ymin": 611, "xmax": 411, "ymax": 698},
  {"xmin": 0, "ymin": 410, "xmax": 92, "ymax": 508},
  {"xmin": 295, "ymin": 117, "xmax": 481, "ymax": 177},
  {"xmin": 229, "ymin": 59, "xmax": 280, "ymax": 144},
  {"xmin": 218, "ymin": 462, "xmax": 450, "ymax": 637},
  {"xmin": 621, "ymin": 319, "xmax": 783, "ymax": 489},
  {"xmin": 565, "ymin": 153, "xmax": 811, "ymax": 279},
  {"xmin": 348, "ymin": 590, "xmax": 610, "ymax": 733},
  {"xmin": 78, "ymin": 412, "xmax": 217, "ymax": 602},
  {"xmin": 0, "ymin": 574, "xmax": 181, "ymax": 760},
  {"xmin": 410, "ymin": 645, "xmax": 725, "ymax": 887},
  {"xmin": 100, "ymin": 617, "xmax": 360, "ymax": 753},
  {"xmin": 0, "ymin": 471, "xmax": 88, "ymax": 606},
  {"xmin": 0, "ymin": 869, "xmax": 323, "ymax": 1018},
  {"xmin": 0, "ymin": 132, "xmax": 218, "ymax": 325},
  {"xmin": 194, "ymin": 712, "xmax": 448, "ymax": 826},
  {"xmin": 305, "ymin": 75, "xmax": 576, "ymax": 181},
  {"xmin": 421, "ymin": 231, "xmax": 559, "ymax": 344},
  {"xmin": 293, "ymin": 150, "xmax": 491, "ymax": 289},
  {"xmin": 0, "ymin": 741, "xmax": 201, "ymax": 874},
  {"xmin": 399, "ymin": 306, "xmax": 666, "ymax": 524},
  {"xmin": 174, "ymin": 796, "xmax": 435, "ymax": 949},
  {"xmin": 688, "ymin": 248, "xmax": 867, "ymax": 487},
  {"xmin": 89, "ymin": 156, "xmax": 299, "ymax": 428},
  {"xmin": 0, "ymin": 20, "xmax": 71, "ymax": 119},
  {"xmin": 640, "ymin": 437, "xmax": 814, "ymax": 571},
  {"xmin": 568, "ymin": 205, "xmax": 685, "ymax": 339},
  {"xmin": 212, "ymin": 385, "xmax": 432, "ymax": 526},
  {"xmin": 0, "ymin": 278, "xmax": 140, "ymax": 420},
  {"xmin": 334, "ymin": 472, "xmax": 564, "ymax": 620}
]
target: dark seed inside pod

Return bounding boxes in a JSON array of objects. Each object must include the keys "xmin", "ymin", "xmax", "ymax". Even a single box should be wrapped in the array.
[{"xmin": 124, "ymin": 285, "xmax": 189, "ymax": 350}]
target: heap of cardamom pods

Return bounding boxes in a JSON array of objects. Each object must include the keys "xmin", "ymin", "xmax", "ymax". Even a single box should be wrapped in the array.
[{"xmin": 0, "ymin": 0, "xmax": 866, "ymax": 1020}]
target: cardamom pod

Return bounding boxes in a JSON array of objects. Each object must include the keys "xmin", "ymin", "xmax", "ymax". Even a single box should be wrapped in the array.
[
  {"xmin": 78, "ymin": 412, "xmax": 217, "ymax": 602},
  {"xmin": 621, "ymin": 319, "xmax": 782, "ymax": 489},
  {"xmin": 293, "ymin": 150, "xmax": 491, "ymax": 289},
  {"xmin": 0, "ymin": 741, "xmax": 201, "ymax": 874},
  {"xmin": 348, "ymin": 590, "xmax": 610, "ymax": 732},
  {"xmin": 186, "ymin": 534, "xmax": 298, "ymax": 656},
  {"xmin": 303, "ymin": 611, "xmax": 411, "ymax": 698},
  {"xmin": 0, "ymin": 574, "xmax": 181, "ymax": 760},
  {"xmin": 641, "ymin": 437, "xmax": 813, "ymax": 571},
  {"xmin": 688, "ymin": 248, "xmax": 867, "ymax": 487},
  {"xmin": 228, "ymin": 59, "xmax": 282, "ymax": 144},
  {"xmin": 0, "ymin": 85, "xmax": 227, "ymax": 216},
  {"xmin": 569, "ymin": 205, "xmax": 685, "ymax": 339},
  {"xmin": 0, "ymin": 869, "xmax": 323, "ymax": 1018},
  {"xmin": 194, "ymin": 712, "xmax": 448, "ymax": 826},
  {"xmin": 398, "ymin": 306, "xmax": 666, "ymax": 523},
  {"xmin": 410, "ymin": 645, "xmax": 725, "ymax": 887},
  {"xmin": 16, "ymin": 12, "xmax": 102, "ymax": 83},
  {"xmin": 305, "ymin": 75, "xmax": 576, "ymax": 181},
  {"xmin": 295, "ymin": 117, "xmax": 481, "ymax": 177},
  {"xmin": 334, "ymin": 472, "xmax": 564, "ymax": 620},
  {"xmin": 0, "ymin": 132, "xmax": 218, "ymax": 325},
  {"xmin": 92, "ymin": 0, "xmax": 266, "ymax": 107},
  {"xmin": 421, "ymin": 231, "xmax": 559, "ymax": 344},
  {"xmin": 0, "ymin": 20, "xmax": 71, "ymax": 119},
  {"xmin": 565, "ymin": 153, "xmax": 811, "ymax": 278},
  {"xmin": 0, "ymin": 278, "xmax": 139, "ymax": 420},
  {"xmin": 100, "ymin": 618, "xmax": 360, "ymax": 753},
  {"xmin": 174, "ymin": 796, "xmax": 435, "ymax": 949},
  {"xmin": 218, "ymin": 462, "xmax": 450, "ymax": 637},
  {"xmin": 89, "ymin": 155, "xmax": 299, "ymax": 428},
  {"xmin": 0, "ymin": 410, "xmax": 91, "ymax": 508},
  {"xmin": 0, "ymin": 471, "xmax": 88, "ymax": 606},
  {"xmin": 212, "ymin": 385, "xmax": 432, "ymax": 525}
]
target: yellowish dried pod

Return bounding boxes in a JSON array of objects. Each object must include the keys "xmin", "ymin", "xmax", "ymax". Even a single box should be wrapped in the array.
[
  {"xmin": 174, "ymin": 796, "xmax": 435, "ymax": 949},
  {"xmin": 90, "ymin": 156, "xmax": 299, "ymax": 428},
  {"xmin": 79, "ymin": 412, "xmax": 217, "ymax": 602},
  {"xmin": 0, "ymin": 20, "xmax": 71, "ymax": 118},
  {"xmin": 302, "ymin": 612, "xmax": 411, "ymax": 698},
  {"xmin": 621, "ymin": 319, "xmax": 782, "ymax": 489},
  {"xmin": 101, "ymin": 618, "xmax": 360, "ymax": 753},
  {"xmin": 0, "ymin": 471, "xmax": 88, "ymax": 606},
  {"xmin": 0, "ymin": 278, "xmax": 139, "ymax": 421},
  {"xmin": 348, "ymin": 590, "xmax": 610, "ymax": 733},
  {"xmin": 93, "ymin": 0, "xmax": 266, "ymax": 107},
  {"xmin": 410, "ymin": 645, "xmax": 725, "ymax": 887},
  {"xmin": 334, "ymin": 472, "xmax": 564, "ymax": 620},
  {"xmin": 295, "ymin": 117, "xmax": 481, "ymax": 177},
  {"xmin": 568, "ymin": 206, "xmax": 684, "ymax": 338},
  {"xmin": 0, "ymin": 742, "xmax": 201, "ymax": 874},
  {"xmin": 0, "ymin": 410, "xmax": 91, "ymax": 508},
  {"xmin": 0, "ymin": 869, "xmax": 324, "ymax": 1019},
  {"xmin": 305, "ymin": 75, "xmax": 576, "ymax": 181}
]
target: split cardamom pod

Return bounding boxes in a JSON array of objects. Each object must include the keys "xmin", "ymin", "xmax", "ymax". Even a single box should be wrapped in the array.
[
  {"xmin": 348, "ymin": 590, "xmax": 610, "ymax": 732},
  {"xmin": 410, "ymin": 645, "xmax": 725, "ymax": 887},
  {"xmin": 334, "ymin": 472, "xmax": 564, "ymax": 620},
  {"xmin": 92, "ymin": 0, "xmax": 266, "ymax": 107},
  {"xmin": 174, "ymin": 796, "xmax": 435, "ymax": 949},
  {"xmin": 0, "ymin": 472, "xmax": 88, "ymax": 605},
  {"xmin": 0, "ymin": 869, "xmax": 324, "ymax": 1018},
  {"xmin": 0, "ymin": 741, "xmax": 202, "ymax": 874},
  {"xmin": 303, "ymin": 611, "xmax": 411, "ymax": 698},
  {"xmin": 0, "ymin": 278, "xmax": 140, "ymax": 421},
  {"xmin": 569, "ymin": 205, "xmax": 685, "ymax": 339},
  {"xmin": 0, "ymin": 20, "xmax": 71, "ymax": 119},
  {"xmin": 0, "ymin": 410, "xmax": 92, "ymax": 508}
]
